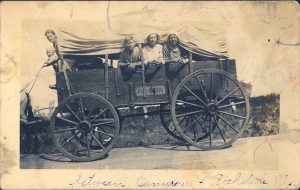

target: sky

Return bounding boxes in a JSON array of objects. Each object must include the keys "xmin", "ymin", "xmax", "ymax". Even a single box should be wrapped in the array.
[{"xmin": 12, "ymin": 1, "xmax": 300, "ymax": 109}]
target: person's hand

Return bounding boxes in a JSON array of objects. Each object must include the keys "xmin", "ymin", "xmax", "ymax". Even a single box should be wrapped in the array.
[
  {"xmin": 174, "ymin": 58, "xmax": 181, "ymax": 62},
  {"xmin": 128, "ymin": 63, "xmax": 136, "ymax": 70},
  {"xmin": 152, "ymin": 60, "xmax": 161, "ymax": 65},
  {"xmin": 176, "ymin": 58, "xmax": 183, "ymax": 64},
  {"xmin": 182, "ymin": 58, "xmax": 189, "ymax": 64}
]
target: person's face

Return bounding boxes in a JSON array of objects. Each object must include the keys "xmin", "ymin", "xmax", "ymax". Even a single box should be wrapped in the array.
[
  {"xmin": 148, "ymin": 34, "xmax": 157, "ymax": 47},
  {"xmin": 125, "ymin": 39, "xmax": 135, "ymax": 51},
  {"xmin": 46, "ymin": 33, "xmax": 56, "ymax": 43},
  {"xmin": 46, "ymin": 49, "xmax": 54, "ymax": 57},
  {"xmin": 169, "ymin": 34, "xmax": 178, "ymax": 46}
]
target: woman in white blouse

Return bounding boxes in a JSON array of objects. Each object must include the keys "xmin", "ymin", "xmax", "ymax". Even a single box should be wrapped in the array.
[{"xmin": 142, "ymin": 33, "xmax": 165, "ymax": 65}]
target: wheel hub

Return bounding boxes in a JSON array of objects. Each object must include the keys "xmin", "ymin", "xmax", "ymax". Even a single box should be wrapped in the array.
[
  {"xmin": 207, "ymin": 102, "xmax": 218, "ymax": 115},
  {"xmin": 78, "ymin": 120, "xmax": 92, "ymax": 133}
]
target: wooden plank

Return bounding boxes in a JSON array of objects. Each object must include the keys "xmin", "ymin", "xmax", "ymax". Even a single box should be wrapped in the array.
[
  {"xmin": 105, "ymin": 54, "xmax": 109, "ymax": 99},
  {"xmin": 188, "ymin": 52, "xmax": 193, "ymax": 74}
]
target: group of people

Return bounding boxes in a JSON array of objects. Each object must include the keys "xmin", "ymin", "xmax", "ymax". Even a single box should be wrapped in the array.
[
  {"xmin": 118, "ymin": 33, "xmax": 189, "ymax": 72},
  {"xmin": 42, "ymin": 30, "xmax": 189, "ymax": 88}
]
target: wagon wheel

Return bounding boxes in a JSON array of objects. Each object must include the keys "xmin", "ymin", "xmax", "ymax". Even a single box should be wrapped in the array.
[
  {"xmin": 171, "ymin": 68, "xmax": 250, "ymax": 150},
  {"xmin": 159, "ymin": 104, "xmax": 185, "ymax": 141},
  {"xmin": 159, "ymin": 104, "xmax": 215, "ymax": 142},
  {"xmin": 50, "ymin": 92, "xmax": 120, "ymax": 161}
]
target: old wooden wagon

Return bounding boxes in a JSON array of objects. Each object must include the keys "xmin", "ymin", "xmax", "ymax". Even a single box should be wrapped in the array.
[{"xmin": 50, "ymin": 34, "xmax": 250, "ymax": 162}]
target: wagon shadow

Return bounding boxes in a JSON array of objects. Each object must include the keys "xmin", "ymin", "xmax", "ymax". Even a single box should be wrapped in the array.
[
  {"xmin": 144, "ymin": 142, "xmax": 232, "ymax": 151},
  {"xmin": 39, "ymin": 153, "xmax": 109, "ymax": 162},
  {"xmin": 144, "ymin": 142, "xmax": 203, "ymax": 152}
]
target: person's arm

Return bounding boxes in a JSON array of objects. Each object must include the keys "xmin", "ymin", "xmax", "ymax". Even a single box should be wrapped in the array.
[
  {"xmin": 163, "ymin": 45, "xmax": 172, "ymax": 63},
  {"xmin": 43, "ymin": 55, "xmax": 59, "ymax": 67},
  {"xmin": 164, "ymin": 57, "xmax": 181, "ymax": 64},
  {"xmin": 118, "ymin": 53, "xmax": 128, "ymax": 66},
  {"xmin": 155, "ymin": 45, "xmax": 165, "ymax": 64},
  {"xmin": 141, "ymin": 47, "xmax": 149, "ymax": 65},
  {"xmin": 118, "ymin": 52, "xmax": 141, "ymax": 68},
  {"xmin": 118, "ymin": 62, "xmax": 130, "ymax": 66},
  {"xmin": 163, "ymin": 46, "xmax": 187, "ymax": 64}
]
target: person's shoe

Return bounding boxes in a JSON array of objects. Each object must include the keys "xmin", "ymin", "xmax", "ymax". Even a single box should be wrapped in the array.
[{"xmin": 49, "ymin": 85, "xmax": 57, "ymax": 90}]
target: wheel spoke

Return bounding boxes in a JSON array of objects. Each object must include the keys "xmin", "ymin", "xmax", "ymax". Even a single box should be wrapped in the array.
[
  {"xmin": 54, "ymin": 127, "xmax": 78, "ymax": 133},
  {"xmin": 91, "ymin": 108, "xmax": 108, "ymax": 122},
  {"xmin": 90, "ymin": 130, "xmax": 95, "ymax": 146},
  {"xmin": 209, "ymin": 118, "xmax": 212, "ymax": 147},
  {"xmin": 87, "ymin": 103, "xmax": 97, "ymax": 118},
  {"xmin": 218, "ymin": 101, "xmax": 246, "ymax": 109},
  {"xmin": 218, "ymin": 110, "xmax": 246, "ymax": 119},
  {"xmin": 95, "ymin": 129, "xmax": 114, "ymax": 138},
  {"xmin": 195, "ymin": 76, "xmax": 209, "ymax": 103},
  {"xmin": 192, "ymin": 125, "xmax": 197, "ymax": 140},
  {"xmin": 86, "ymin": 135, "xmax": 91, "ymax": 157},
  {"xmin": 93, "ymin": 119, "xmax": 115, "ymax": 127},
  {"xmin": 171, "ymin": 117, "xmax": 186, "ymax": 133},
  {"xmin": 184, "ymin": 115, "xmax": 190, "ymax": 132},
  {"xmin": 56, "ymin": 116, "xmax": 79, "ymax": 126},
  {"xmin": 183, "ymin": 85, "xmax": 206, "ymax": 106},
  {"xmin": 210, "ymin": 73, "xmax": 213, "ymax": 101},
  {"xmin": 92, "ymin": 118, "xmax": 115, "ymax": 123},
  {"xmin": 194, "ymin": 115, "xmax": 208, "ymax": 131},
  {"xmin": 178, "ymin": 117, "xmax": 187, "ymax": 125},
  {"xmin": 101, "ymin": 124, "xmax": 117, "ymax": 128},
  {"xmin": 171, "ymin": 127, "xmax": 177, "ymax": 133},
  {"xmin": 79, "ymin": 98, "xmax": 86, "ymax": 118},
  {"xmin": 65, "ymin": 103, "xmax": 82, "ymax": 122},
  {"xmin": 214, "ymin": 86, "xmax": 220, "ymax": 102},
  {"xmin": 213, "ymin": 116, "xmax": 226, "ymax": 142},
  {"xmin": 89, "ymin": 132, "xmax": 105, "ymax": 149},
  {"xmin": 97, "ymin": 131, "xmax": 105, "ymax": 145},
  {"xmin": 216, "ymin": 113, "xmax": 239, "ymax": 133},
  {"xmin": 73, "ymin": 144, "xmax": 79, "ymax": 155},
  {"xmin": 176, "ymin": 100, "xmax": 205, "ymax": 109},
  {"xmin": 182, "ymin": 115, "xmax": 203, "ymax": 133},
  {"xmin": 191, "ymin": 116, "xmax": 198, "ymax": 140},
  {"xmin": 216, "ymin": 87, "xmax": 239, "ymax": 105},
  {"xmin": 60, "ymin": 131, "xmax": 79, "ymax": 147},
  {"xmin": 176, "ymin": 110, "xmax": 204, "ymax": 118}
]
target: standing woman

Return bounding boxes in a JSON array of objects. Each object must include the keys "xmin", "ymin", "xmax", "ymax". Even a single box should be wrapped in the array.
[{"xmin": 44, "ymin": 29, "xmax": 71, "ymax": 71}]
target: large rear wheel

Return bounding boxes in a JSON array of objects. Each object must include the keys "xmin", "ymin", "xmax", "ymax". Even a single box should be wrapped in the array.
[{"xmin": 171, "ymin": 69, "xmax": 250, "ymax": 150}]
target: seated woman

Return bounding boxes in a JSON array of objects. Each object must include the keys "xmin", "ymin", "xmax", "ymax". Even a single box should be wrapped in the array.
[
  {"xmin": 118, "ymin": 36, "xmax": 142, "ymax": 72},
  {"xmin": 142, "ymin": 33, "xmax": 164, "ymax": 65},
  {"xmin": 163, "ymin": 33, "xmax": 189, "ymax": 64}
]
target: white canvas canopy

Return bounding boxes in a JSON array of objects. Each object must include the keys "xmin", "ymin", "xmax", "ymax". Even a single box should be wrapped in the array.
[{"xmin": 57, "ymin": 16, "xmax": 228, "ymax": 60}]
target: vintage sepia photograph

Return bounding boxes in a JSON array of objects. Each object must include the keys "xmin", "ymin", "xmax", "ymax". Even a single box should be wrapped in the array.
[{"xmin": 1, "ymin": 1, "xmax": 300, "ymax": 189}]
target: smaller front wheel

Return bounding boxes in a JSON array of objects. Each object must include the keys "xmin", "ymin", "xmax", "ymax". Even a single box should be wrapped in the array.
[{"xmin": 50, "ymin": 93, "xmax": 120, "ymax": 162}]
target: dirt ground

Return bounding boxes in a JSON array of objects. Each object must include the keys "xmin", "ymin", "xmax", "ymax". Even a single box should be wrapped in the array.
[{"xmin": 20, "ymin": 135, "xmax": 279, "ymax": 170}]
